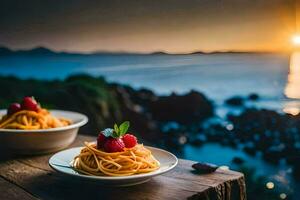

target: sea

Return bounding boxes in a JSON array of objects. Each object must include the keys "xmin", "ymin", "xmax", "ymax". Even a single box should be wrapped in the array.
[
  {"xmin": 0, "ymin": 52, "xmax": 297, "ymax": 112},
  {"xmin": 0, "ymin": 52, "xmax": 299, "ymax": 197}
]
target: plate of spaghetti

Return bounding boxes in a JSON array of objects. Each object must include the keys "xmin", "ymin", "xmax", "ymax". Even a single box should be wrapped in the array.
[
  {"xmin": 0, "ymin": 97, "xmax": 88, "ymax": 154},
  {"xmin": 49, "ymin": 121, "xmax": 178, "ymax": 186}
]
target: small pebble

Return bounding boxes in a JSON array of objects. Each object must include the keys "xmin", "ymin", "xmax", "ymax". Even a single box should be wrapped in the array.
[{"xmin": 192, "ymin": 162, "xmax": 218, "ymax": 173}]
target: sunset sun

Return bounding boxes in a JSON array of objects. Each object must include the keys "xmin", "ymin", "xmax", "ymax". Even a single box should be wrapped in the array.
[{"xmin": 292, "ymin": 35, "xmax": 300, "ymax": 46}]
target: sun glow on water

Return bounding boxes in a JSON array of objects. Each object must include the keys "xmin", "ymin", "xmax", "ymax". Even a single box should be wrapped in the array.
[{"xmin": 285, "ymin": 52, "xmax": 300, "ymax": 99}]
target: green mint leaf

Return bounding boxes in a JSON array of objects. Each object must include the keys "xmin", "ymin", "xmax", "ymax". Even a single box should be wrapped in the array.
[
  {"xmin": 119, "ymin": 121, "xmax": 130, "ymax": 136},
  {"xmin": 111, "ymin": 130, "xmax": 120, "ymax": 138},
  {"xmin": 102, "ymin": 128, "xmax": 114, "ymax": 137},
  {"xmin": 114, "ymin": 123, "xmax": 119, "ymax": 134}
]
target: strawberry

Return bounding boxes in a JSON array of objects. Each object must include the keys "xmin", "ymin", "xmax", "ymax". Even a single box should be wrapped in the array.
[
  {"xmin": 21, "ymin": 96, "xmax": 39, "ymax": 112},
  {"xmin": 104, "ymin": 138, "xmax": 125, "ymax": 152},
  {"xmin": 97, "ymin": 132, "xmax": 107, "ymax": 149},
  {"xmin": 122, "ymin": 134, "xmax": 137, "ymax": 148},
  {"xmin": 7, "ymin": 103, "xmax": 21, "ymax": 115}
]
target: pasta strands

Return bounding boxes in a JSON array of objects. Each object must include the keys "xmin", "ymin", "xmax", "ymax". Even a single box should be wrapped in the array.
[
  {"xmin": 0, "ymin": 109, "xmax": 71, "ymax": 130},
  {"xmin": 73, "ymin": 142, "xmax": 160, "ymax": 176}
]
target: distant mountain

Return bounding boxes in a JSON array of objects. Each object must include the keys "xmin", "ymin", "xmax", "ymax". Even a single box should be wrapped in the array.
[
  {"xmin": 149, "ymin": 51, "xmax": 170, "ymax": 55},
  {"xmin": 20, "ymin": 47, "xmax": 56, "ymax": 55},
  {"xmin": 0, "ymin": 46, "xmax": 60, "ymax": 56},
  {"xmin": 0, "ymin": 47, "xmax": 172, "ymax": 56},
  {"xmin": 0, "ymin": 46, "xmax": 279, "ymax": 56},
  {"xmin": 189, "ymin": 51, "xmax": 206, "ymax": 55},
  {"xmin": 0, "ymin": 47, "xmax": 13, "ymax": 55},
  {"xmin": 0, "ymin": 46, "xmax": 141, "ymax": 56}
]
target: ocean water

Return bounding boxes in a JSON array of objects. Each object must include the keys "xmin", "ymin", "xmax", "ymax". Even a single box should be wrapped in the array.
[
  {"xmin": 0, "ymin": 53, "xmax": 294, "ymax": 105},
  {"xmin": 0, "ymin": 52, "xmax": 299, "ymax": 197},
  {"xmin": 1, "ymin": 52, "xmax": 299, "ymax": 116}
]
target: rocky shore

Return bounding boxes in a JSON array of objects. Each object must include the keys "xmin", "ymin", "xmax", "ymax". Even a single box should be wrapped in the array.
[{"xmin": 0, "ymin": 75, "xmax": 299, "ymax": 185}]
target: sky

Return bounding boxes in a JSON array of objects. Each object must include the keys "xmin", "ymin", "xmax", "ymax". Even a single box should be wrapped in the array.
[{"xmin": 0, "ymin": 0, "xmax": 297, "ymax": 53}]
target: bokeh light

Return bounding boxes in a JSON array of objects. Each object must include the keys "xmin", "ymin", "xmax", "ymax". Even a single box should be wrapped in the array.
[
  {"xmin": 279, "ymin": 193, "xmax": 287, "ymax": 199},
  {"xmin": 266, "ymin": 182, "xmax": 275, "ymax": 189}
]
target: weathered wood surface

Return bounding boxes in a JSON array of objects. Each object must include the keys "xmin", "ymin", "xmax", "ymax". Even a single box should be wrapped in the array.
[{"xmin": 0, "ymin": 135, "xmax": 246, "ymax": 200}]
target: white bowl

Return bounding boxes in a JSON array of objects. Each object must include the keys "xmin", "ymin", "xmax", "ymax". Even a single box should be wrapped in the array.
[
  {"xmin": 0, "ymin": 110, "xmax": 88, "ymax": 155},
  {"xmin": 49, "ymin": 146, "xmax": 178, "ymax": 186}
]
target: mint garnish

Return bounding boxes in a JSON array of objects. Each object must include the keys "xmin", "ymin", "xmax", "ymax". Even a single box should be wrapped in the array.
[
  {"xmin": 102, "ymin": 128, "xmax": 114, "ymax": 137},
  {"xmin": 101, "ymin": 121, "xmax": 130, "ymax": 138},
  {"xmin": 112, "ymin": 121, "xmax": 130, "ymax": 138},
  {"xmin": 119, "ymin": 121, "xmax": 130, "ymax": 135}
]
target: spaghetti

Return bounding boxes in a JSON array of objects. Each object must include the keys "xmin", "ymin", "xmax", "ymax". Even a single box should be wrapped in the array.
[
  {"xmin": 0, "ymin": 108, "xmax": 71, "ymax": 130},
  {"xmin": 72, "ymin": 142, "xmax": 160, "ymax": 176}
]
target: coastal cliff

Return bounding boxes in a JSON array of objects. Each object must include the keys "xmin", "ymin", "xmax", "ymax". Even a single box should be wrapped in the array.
[{"xmin": 0, "ymin": 74, "xmax": 214, "ymax": 140}]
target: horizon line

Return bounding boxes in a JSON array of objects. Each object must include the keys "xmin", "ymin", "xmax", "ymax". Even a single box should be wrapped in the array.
[{"xmin": 0, "ymin": 45, "xmax": 293, "ymax": 55}]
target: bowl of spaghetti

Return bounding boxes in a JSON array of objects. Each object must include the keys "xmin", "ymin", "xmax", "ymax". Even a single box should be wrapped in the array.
[
  {"xmin": 0, "ymin": 97, "xmax": 88, "ymax": 154},
  {"xmin": 49, "ymin": 122, "xmax": 178, "ymax": 186}
]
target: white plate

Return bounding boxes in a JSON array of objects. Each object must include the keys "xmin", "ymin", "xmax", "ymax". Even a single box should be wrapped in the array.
[
  {"xmin": 0, "ymin": 110, "xmax": 88, "ymax": 154},
  {"xmin": 49, "ymin": 146, "xmax": 178, "ymax": 186}
]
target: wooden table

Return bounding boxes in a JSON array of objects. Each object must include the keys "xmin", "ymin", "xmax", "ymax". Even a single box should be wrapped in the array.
[{"xmin": 0, "ymin": 135, "xmax": 246, "ymax": 200}]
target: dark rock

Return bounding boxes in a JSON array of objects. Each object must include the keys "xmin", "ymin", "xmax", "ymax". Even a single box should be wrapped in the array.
[
  {"xmin": 248, "ymin": 93, "xmax": 260, "ymax": 101},
  {"xmin": 205, "ymin": 124, "xmax": 230, "ymax": 143},
  {"xmin": 110, "ymin": 84, "xmax": 161, "ymax": 142},
  {"xmin": 192, "ymin": 162, "xmax": 218, "ymax": 174},
  {"xmin": 243, "ymin": 146, "xmax": 256, "ymax": 156},
  {"xmin": 225, "ymin": 96, "xmax": 244, "ymax": 106},
  {"xmin": 189, "ymin": 138, "xmax": 204, "ymax": 146},
  {"xmin": 285, "ymin": 148, "xmax": 300, "ymax": 165},
  {"xmin": 232, "ymin": 157, "xmax": 245, "ymax": 165},
  {"xmin": 228, "ymin": 139, "xmax": 238, "ymax": 148},
  {"xmin": 228, "ymin": 108, "xmax": 287, "ymax": 140},
  {"xmin": 226, "ymin": 108, "xmax": 300, "ymax": 171},
  {"xmin": 162, "ymin": 128, "xmax": 189, "ymax": 150},
  {"xmin": 293, "ymin": 160, "xmax": 300, "ymax": 180},
  {"xmin": 149, "ymin": 90, "xmax": 214, "ymax": 124},
  {"xmin": 286, "ymin": 155, "xmax": 299, "ymax": 165},
  {"xmin": 220, "ymin": 138, "xmax": 231, "ymax": 146},
  {"xmin": 262, "ymin": 149, "xmax": 282, "ymax": 164}
]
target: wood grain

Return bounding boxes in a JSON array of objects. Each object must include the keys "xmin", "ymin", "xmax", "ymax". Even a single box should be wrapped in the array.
[
  {"xmin": 0, "ymin": 176, "xmax": 38, "ymax": 200},
  {"xmin": 0, "ymin": 135, "xmax": 246, "ymax": 200}
]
